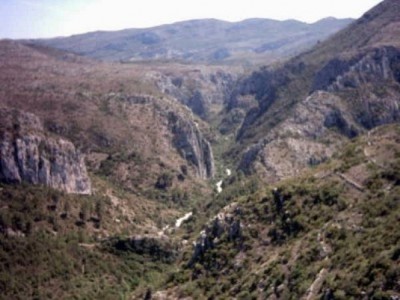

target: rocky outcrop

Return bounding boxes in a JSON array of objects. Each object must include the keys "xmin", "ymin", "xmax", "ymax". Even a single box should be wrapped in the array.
[
  {"xmin": 312, "ymin": 46, "xmax": 400, "ymax": 92},
  {"xmin": 168, "ymin": 111, "xmax": 215, "ymax": 179},
  {"xmin": 151, "ymin": 69, "xmax": 236, "ymax": 120},
  {"xmin": 188, "ymin": 90, "xmax": 207, "ymax": 118},
  {"xmin": 0, "ymin": 108, "xmax": 91, "ymax": 194},
  {"xmin": 313, "ymin": 46, "xmax": 400, "ymax": 129},
  {"xmin": 237, "ymin": 47, "xmax": 400, "ymax": 181},
  {"xmin": 189, "ymin": 203, "xmax": 242, "ymax": 266},
  {"xmin": 226, "ymin": 65, "xmax": 293, "ymax": 139},
  {"xmin": 238, "ymin": 92, "xmax": 357, "ymax": 180}
]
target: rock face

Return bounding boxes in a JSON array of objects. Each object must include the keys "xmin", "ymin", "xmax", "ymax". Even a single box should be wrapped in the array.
[
  {"xmin": 227, "ymin": 65, "xmax": 291, "ymax": 139},
  {"xmin": 236, "ymin": 45, "xmax": 400, "ymax": 181},
  {"xmin": 238, "ymin": 91, "xmax": 359, "ymax": 180},
  {"xmin": 230, "ymin": 0, "xmax": 400, "ymax": 183},
  {"xmin": 314, "ymin": 46, "xmax": 400, "ymax": 129},
  {"xmin": 168, "ymin": 111, "xmax": 215, "ymax": 179},
  {"xmin": 0, "ymin": 108, "xmax": 91, "ymax": 194},
  {"xmin": 150, "ymin": 69, "xmax": 236, "ymax": 120},
  {"xmin": 313, "ymin": 46, "xmax": 400, "ymax": 92},
  {"xmin": 189, "ymin": 203, "xmax": 242, "ymax": 266}
]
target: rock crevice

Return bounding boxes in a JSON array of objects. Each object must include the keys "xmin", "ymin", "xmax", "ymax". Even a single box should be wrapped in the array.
[{"xmin": 168, "ymin": 111, "xmax": 215, "ymax": 179}]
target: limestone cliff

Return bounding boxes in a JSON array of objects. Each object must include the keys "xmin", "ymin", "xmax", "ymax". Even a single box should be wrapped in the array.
[
  {"xmin": 168, "ymin": 111, "xmax": 215, "ymax": 179},
  {"xmin": 0, "ymin": 108, "xmax": 91, "ymax": 194},
  {"xmin": 150, "ymin": 68, "xmax": 236, "ymax": 120}
]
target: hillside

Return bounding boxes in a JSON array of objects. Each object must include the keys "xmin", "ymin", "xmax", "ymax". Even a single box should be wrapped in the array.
[
  {"xmin": 0, "ymin": 40, "xmax": 227, "ymax": 241},
  {"xmin": 2, "ymin": 122, "xmax": 398, "ymax": 299},
  {"xmin": 225, "ymin": 0, "xmax": 400, "ymax": 183},
  {"xmin": 1, "ymin": 0, "xmax": 400, "ymax": 299},
  {"xmin": 0, "ymin": 39, "xmax": 227, "ymax": 298},
  {"xmin": 154, "ymin": 124, "xmax": 400, "ymax": 299},
  {"xmin": 0, "ymin": 40, "xmax": 219, "ymax": 184},
  {"xmin": 27, "ymin": 17, "xmax": 352, "ymax": 65}
]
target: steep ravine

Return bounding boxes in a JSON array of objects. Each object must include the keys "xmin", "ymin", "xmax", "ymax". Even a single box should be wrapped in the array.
[{"xmin": 150, "ymin": 68, "xmax": 238, "ymax": 120}]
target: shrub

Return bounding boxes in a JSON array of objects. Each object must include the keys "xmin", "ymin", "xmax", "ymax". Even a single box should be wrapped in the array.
[{"xmin": 155, "ymin": 172, "xmax": 174, "ymax": 190}]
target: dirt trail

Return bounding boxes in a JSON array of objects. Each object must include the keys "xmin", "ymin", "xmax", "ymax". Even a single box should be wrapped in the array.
[
  {"xmin": 305, "ymin": 268, "xmax": 328, "ymax": 300},
  {"xmin": 364, "ymin": 132, "xmax": 387, "ymax": 169},
  {"xmin": 336, "ymin": 172, "xmax": 364, "ymax": 191},
  {"xmin": 303, "ymin": 223, "xmax": 332, "ymax": 300}
]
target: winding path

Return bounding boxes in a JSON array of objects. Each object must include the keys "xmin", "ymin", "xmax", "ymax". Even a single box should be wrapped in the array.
[{"xmin": 336, "ymin": 172, "xmax": 364, "ymax": 191}]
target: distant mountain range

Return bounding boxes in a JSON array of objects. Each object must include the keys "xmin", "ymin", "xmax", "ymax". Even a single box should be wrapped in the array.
[{"xmin": 27, "ymin": 17, "xmax": 353, "ymax": 64}]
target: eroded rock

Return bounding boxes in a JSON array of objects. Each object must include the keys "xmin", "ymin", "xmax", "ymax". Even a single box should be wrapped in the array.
[
  {"xmin": 238, "ymin": 91, "xmax": 353, "ymax": 181},
  {"xmin": 0, "ymin": 108, "xmax": 91, "ymax": 194},
  {"xmin": 189, "ymin": 203, "xmax": 242, "ymax": 266},
  {"xmin": 168, "ymin": 111, "xmax": 215, "ymax": 179}
]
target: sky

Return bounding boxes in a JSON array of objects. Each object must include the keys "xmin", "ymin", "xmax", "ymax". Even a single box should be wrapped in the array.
[{"xmin": 0, "ymin": 0, "xmax": 383, "ymax": 39}]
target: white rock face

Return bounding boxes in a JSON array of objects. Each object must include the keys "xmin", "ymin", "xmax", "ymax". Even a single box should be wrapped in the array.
[
  {"xmin": 226, "ymin": 168, "xmax": 232, "ymax": 176},
  {"xmin": 0, "ymin": 108, "xmax": 91, "ymax": 194},
  {"xmin": 168, "ymin": 111, "xmax": 215, "ymax": 179}
]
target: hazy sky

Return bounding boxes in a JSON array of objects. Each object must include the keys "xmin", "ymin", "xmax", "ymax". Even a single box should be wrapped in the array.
[{"xmin": 0, "ymin": 0, "xmax": 383, "ymax": 39}]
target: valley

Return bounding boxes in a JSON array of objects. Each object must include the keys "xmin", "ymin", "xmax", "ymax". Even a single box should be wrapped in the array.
[{"xmin": 1, "ymin": 0, "xmax": 400, "ymax": 299}]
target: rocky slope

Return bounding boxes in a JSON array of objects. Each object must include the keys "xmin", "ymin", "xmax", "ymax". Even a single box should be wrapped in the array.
[
  {"xmin": 168, "ymin": 111, "xmax": 215, "ymax": 179},
  {"xmin": 0, "ymin": 108, "xmax": 91, "ymax": 194},
  {"xmin": 147, "ymin": 65, "xmax": 239, "ymax": 120},
  {"xmin": 27, "ymin": 18, "xmax": 352, "ymax": 65},
  {"xmin": 1, "ymin": 1, "xmax": 400, "ymax": 299},
  {"xmin": 0, "ymin": 40, "xmax": 216, "ymax": 196},
  {"xmin": 189, "ymin": 202, "xmax": 242, "ymax": 267},
  {"xmin": 237, "ymin": 92, "xmax": 347, "ymax": 180},
  {"xmin": 0, "ymin": 39, "xmax": 221, "ymax": 299},
  {"xmin": 228, "ymin": 0, "xmax": 400, "ymax": 182},
  {"xmin": 155, "ymin": 124, "xmax": 400, "ymax": 299}
]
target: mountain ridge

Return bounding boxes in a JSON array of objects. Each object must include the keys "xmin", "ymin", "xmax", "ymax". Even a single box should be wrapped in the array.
[
  {"xmin": 25, "ymin": 17, "xmax": 353, "ymax": 65},
  {"xmin": 225, "ymin": 0, "xmax": 400, "ymax": 182}
]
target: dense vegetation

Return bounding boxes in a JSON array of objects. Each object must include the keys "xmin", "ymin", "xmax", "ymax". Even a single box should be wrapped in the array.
[
  {"xmin": 1, "ymin": 1, "xmax": 400, "ymax": 299},
  {"xmin": 2, "ymin": 126, "xmax": 396, "ymax": 299},
  {"xmin": 0, "ymin": 184, "xmax": 179, "ymax": 299},
  {"xmin": 160, "ymin": 125, "xmax": 400, "ymax": 299}
]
